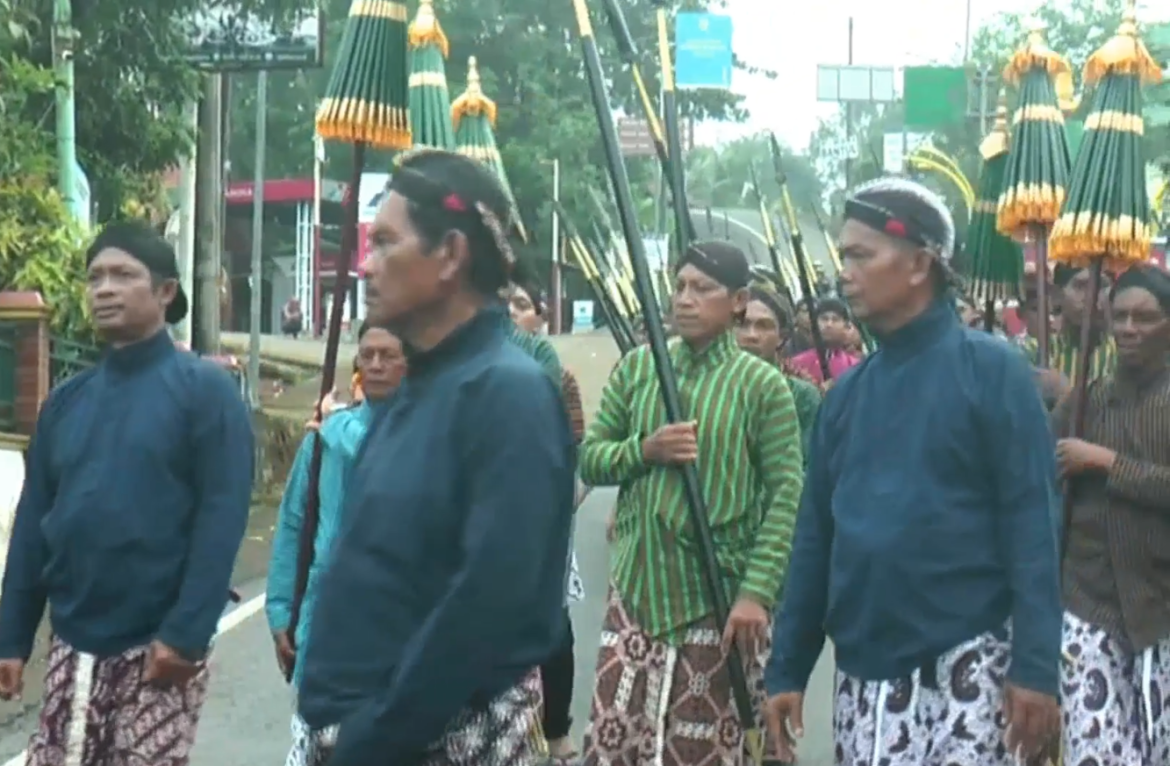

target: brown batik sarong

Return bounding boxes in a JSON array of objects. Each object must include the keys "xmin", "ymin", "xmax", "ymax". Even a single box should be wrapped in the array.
[
  {"xmin": 581, "ymin": 588, "xmax": 776, "ymax": 766},
  {"xmin": 25, "ymin": 636, "xmax": 210, "ymax": 766},
  {"xmin": 304, "ymin": 669, "xmax": 547, "ymax": 766}
]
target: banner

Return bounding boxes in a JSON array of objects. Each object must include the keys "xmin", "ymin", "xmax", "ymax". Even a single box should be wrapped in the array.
[{"xmin": 675, "ymin": 13, "xmax": 733, "ymax": 90}]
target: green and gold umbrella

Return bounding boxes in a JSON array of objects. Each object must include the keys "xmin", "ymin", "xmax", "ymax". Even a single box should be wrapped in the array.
[
  {"xmin": 1049, "ymin": 3, "xmax": 1162, "ymax": 271},
  {"xmin": 966, "ymin": 92, "xmax": 1024, "ymax": 303},
  {"xmin": 407, "ymin": 0, "xmax": 456, "ymax": 149},
  {"xmin": 316, "ymin": 0, "xmax": 412, "ymax": 149},
  {"xmin": 451, "ymin": 56, "xmax": 527, "ymax": 241},
  {"xmin": 997, "ymin": 25, "xmax": 1073, "ymax": 239},
  {"xmin": 996, "ymin": 24, "xmax": 1073, "ymax": 366}
]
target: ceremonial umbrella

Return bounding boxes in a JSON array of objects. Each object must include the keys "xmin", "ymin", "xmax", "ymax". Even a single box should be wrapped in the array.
[
  {"xmin": 996, "ymin": 24, "xmax": 1074, "ymax": 366},
  {"xmin": 287, "ymin": 0, "xmax": 413, "ymax": 657},
  {"xmin": 965, "ymin": 92, "xmax": 1024, "ymax": 317},
  {"xmin": 1048, "ymin": 0, "xmax": 1160, "ymax": 417},
  {"xmin": 407, "ymin": 0, "xmax": 457, "ymax": 149},
  {"xmin": 451, "ymin": 56, "xmax": 527, "ymax": 241}
]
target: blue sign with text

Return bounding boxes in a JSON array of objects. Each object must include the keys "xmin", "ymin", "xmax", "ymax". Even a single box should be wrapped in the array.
[{"xmin": 675, "ymin": 13, "xmax": 733, "ymax": 90}]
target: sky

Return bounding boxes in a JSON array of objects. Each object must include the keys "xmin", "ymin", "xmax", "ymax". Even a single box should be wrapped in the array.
[{"xmin": 705, "ymin": 0, "xmax": 1168, "ymax": 152}]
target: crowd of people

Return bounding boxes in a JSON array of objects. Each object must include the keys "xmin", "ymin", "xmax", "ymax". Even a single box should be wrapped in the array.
[{"xmin": 0, "ymin": 152, "xmax": 1167, "ymax": 766}]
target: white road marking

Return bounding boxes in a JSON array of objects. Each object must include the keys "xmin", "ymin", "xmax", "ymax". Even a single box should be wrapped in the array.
[{"xmin": 2, "ymin": 593, "xmax": 267, "ymax": 766}]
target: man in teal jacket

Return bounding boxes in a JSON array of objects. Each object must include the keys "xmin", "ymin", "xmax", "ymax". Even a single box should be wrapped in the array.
[{"xmin": 265, "ymin": 322, "xmax": 406, "ymax": 766}]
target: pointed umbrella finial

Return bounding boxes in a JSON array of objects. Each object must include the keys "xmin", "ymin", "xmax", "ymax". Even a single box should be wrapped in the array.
[
  {"xmin": 408, "ymin": 0, "xmax": 449, "ymax": 58},
  {"xmin": 451, "ymin": 56, "xmax": 497, "ymax": 129},
  {"xmin": 979, "ymin": 89, "xmax": 1011, "ymax": 160},
  {"xmin": 1081, "ymin": 0, "xmax": 1161, "ymax": 86}
]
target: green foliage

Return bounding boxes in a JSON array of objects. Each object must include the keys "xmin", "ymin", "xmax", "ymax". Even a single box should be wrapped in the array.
[
  {"xmin": 0, "ymin": 180, "xmax": 94, "ymax": 342},
  {"xmin": 685, "ymin": 133, "xmax": 822, "ymax": 212},
  {"xmin": 7, "ymin": 0, "xmax": 313, "ymax": 221}
]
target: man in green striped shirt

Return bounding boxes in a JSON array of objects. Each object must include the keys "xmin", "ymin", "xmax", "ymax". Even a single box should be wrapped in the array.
[
  {"xmin": 579, "ymin": 241, "xmax": 804, "ymax": 766},
  {"xmin": 737, "ymin": 283, "xmax": 821, "ymax": 466},
  {"xmin": 1021, "ymin": 265, "xmax": 1116, "ymax": 385}
]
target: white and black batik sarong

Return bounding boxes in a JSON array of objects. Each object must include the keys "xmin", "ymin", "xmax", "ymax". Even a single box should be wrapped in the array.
[
  {"xmin": 833, "ymin": 626, "xmax": 1020, "ymax": 766},
  {"xmin": 302, "ymin": 670, "xmax": 546, "ymax": 766},
  {"xmin": 1062, "ymin": 611, "xmax": 1170, "ymax": 765}
]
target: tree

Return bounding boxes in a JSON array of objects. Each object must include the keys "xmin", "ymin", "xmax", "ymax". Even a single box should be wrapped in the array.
[
  {"xmin": 685, "ymin": 133, "xmax": 822, "ymax": 212},
  {"xmin": 9, "ymin": 0, "xmax": 314, "ymax": 221}
]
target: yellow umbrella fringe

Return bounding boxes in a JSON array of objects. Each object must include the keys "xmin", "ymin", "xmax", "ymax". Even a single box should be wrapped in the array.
[
  {"xmin": 1083, "ymin": 6, "xmax": 1162, "ymax": 87},
  {"xmin": 979, "ymin": 90, "xmax": 1011, "ymax": 161},
  {"xmin": 1048, "ymin": 214, "xmax": 1154, "ymax": 270},
  {"xmin": 451, "ymin": 56, "xmax": 497, "ymax": 130},
  {"xmin": 408, "ymin": 0, "xmax": 450, "ymax": 59},
  {"xmin": 998, "ymin": 184, "xmax": 1066, "ymax": 240},
  {"xmin": 1002, "ymin": 27, "xmax": 1071, "ymax": 84},
  {"xmin": 316, "ymin": 98, "xmax": 412, "ymax": 150}
]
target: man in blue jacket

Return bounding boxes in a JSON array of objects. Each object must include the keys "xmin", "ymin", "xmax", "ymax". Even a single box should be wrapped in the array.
[
  {"xmin": 764, "ymin": 179, "xmax": 1062, "ymax": 765},
  {"xmin": 296, "ymin": 150, "xmax": 575, "ymax": 766},
  {"xmin": 0, "ymin": 221, "xmax": 254, "ymax": 766}
]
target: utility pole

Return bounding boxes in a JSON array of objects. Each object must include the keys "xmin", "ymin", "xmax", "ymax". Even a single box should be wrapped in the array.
[
  {"xmin": 51, "ymin": 0, "xmax": 79, "ymax": 222},
  {"xmin": 844, "ymin": 17, "xmax": 855, "ymax": 192},
  {"xmin": 247, "ymin": 72, "xmax": 268, "ymax": 409},
  {"xmin": 549, "ymin": 157, "xmax": 562, "ymax": 335},
  {"xmin": 195, "ymin": 74, "xmax": 224, "ymax": 355},
  {"xmin": 174, "ymin": 101, "xmax": 199, "ymax": 345}
]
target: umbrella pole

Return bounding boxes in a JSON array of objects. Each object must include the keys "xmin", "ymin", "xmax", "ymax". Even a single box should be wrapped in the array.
[
  {"xmin": 1032, "ymin": 225, "xmax": 1052, "ymax": 367},
  {"xmin": 569, "ymin": 0, "xmax": 763, "ymax": 760},
  {"xmin": 982, "ymin": 299, "xmax": 996, "ymax": 333},
  {"xmin": 286, "ymin": 141, "xmax": 368, "ymax": 671}
]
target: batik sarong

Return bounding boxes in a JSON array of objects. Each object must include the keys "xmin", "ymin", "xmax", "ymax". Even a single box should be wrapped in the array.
[
  {"xmin": 285, "ymin": 713, "xmax": 314, "ymax": 766},
  {"xmin": 1061, "ymin": 611, "xmax": 1170, "ymax": 765},
  {"xmin": 302, "ymin": 669, "xmax": 545, "ymax": 766},
  {"xmin": 833, "ymin": 625, "xmax": 1018, "ymax": 765},
  {"xmin": 580, "ymin": 588, "xmax": 775, "ymax": 766},
  {"xmin": 25, "ymin": 636, "xmax": 210, "ymax": 766}
]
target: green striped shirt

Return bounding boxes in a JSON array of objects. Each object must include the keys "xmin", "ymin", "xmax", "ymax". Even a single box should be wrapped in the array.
[
  {"xmin": 786, "ymin": 374, "xmax": 821, "ymax": 467},
  {"xmin": 503, "ymin": 318, "xmax": 562, "ymax": 387},
  {"xmin": 580, "ymin": 332, "xmax": 804, "ymax": 642},
  {"xmin": 1020, "ymin": 332, "xmax": 1116, "ymax": 386}
]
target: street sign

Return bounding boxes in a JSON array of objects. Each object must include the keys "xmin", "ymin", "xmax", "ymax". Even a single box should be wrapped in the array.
[
  {"xmin": 675, "ymin": 13, "xmax": 733, "ymax": 90},
  {"xmin": 618, "ymin": 118, "xmax": 655, "ymax": 157},
  {"xmin": 182, "ymin": 1, "xmax": 323, "ymax": 71},
  {"xmin": 904, "ymin": 66, "xmax": 968, "ymax": 129},
  {"xmin": 816, "ymin": 65, "xmax": 897, "ymax": 103},
  {"xmin": 821, "ymin": 140, "xmax": 860, "ymax": 163}
]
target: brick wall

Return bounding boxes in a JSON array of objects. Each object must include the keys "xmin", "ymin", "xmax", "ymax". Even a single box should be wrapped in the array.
[{"xmin": 0, "ymin": 292, "xmax": 50, "ymax": 437}]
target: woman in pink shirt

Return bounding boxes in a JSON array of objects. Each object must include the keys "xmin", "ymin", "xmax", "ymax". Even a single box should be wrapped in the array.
[{"xmin": 788, "ymin": 297, "xmax": 863, "ymax": 385}]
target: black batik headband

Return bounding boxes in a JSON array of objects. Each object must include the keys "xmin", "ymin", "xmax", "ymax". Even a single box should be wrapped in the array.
[
  {"xmin": 387, "ymin": 168, "xmax": 516, "ymax": 272},
  {"xmin": 844, "ymin": 198, "xmax": 940, "ymax": 253}
]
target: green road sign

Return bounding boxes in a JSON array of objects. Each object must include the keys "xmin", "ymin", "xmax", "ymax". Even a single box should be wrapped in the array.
[{"xmin": 904, "ymin": 66, "xmax": 967, "ymax": 130}]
